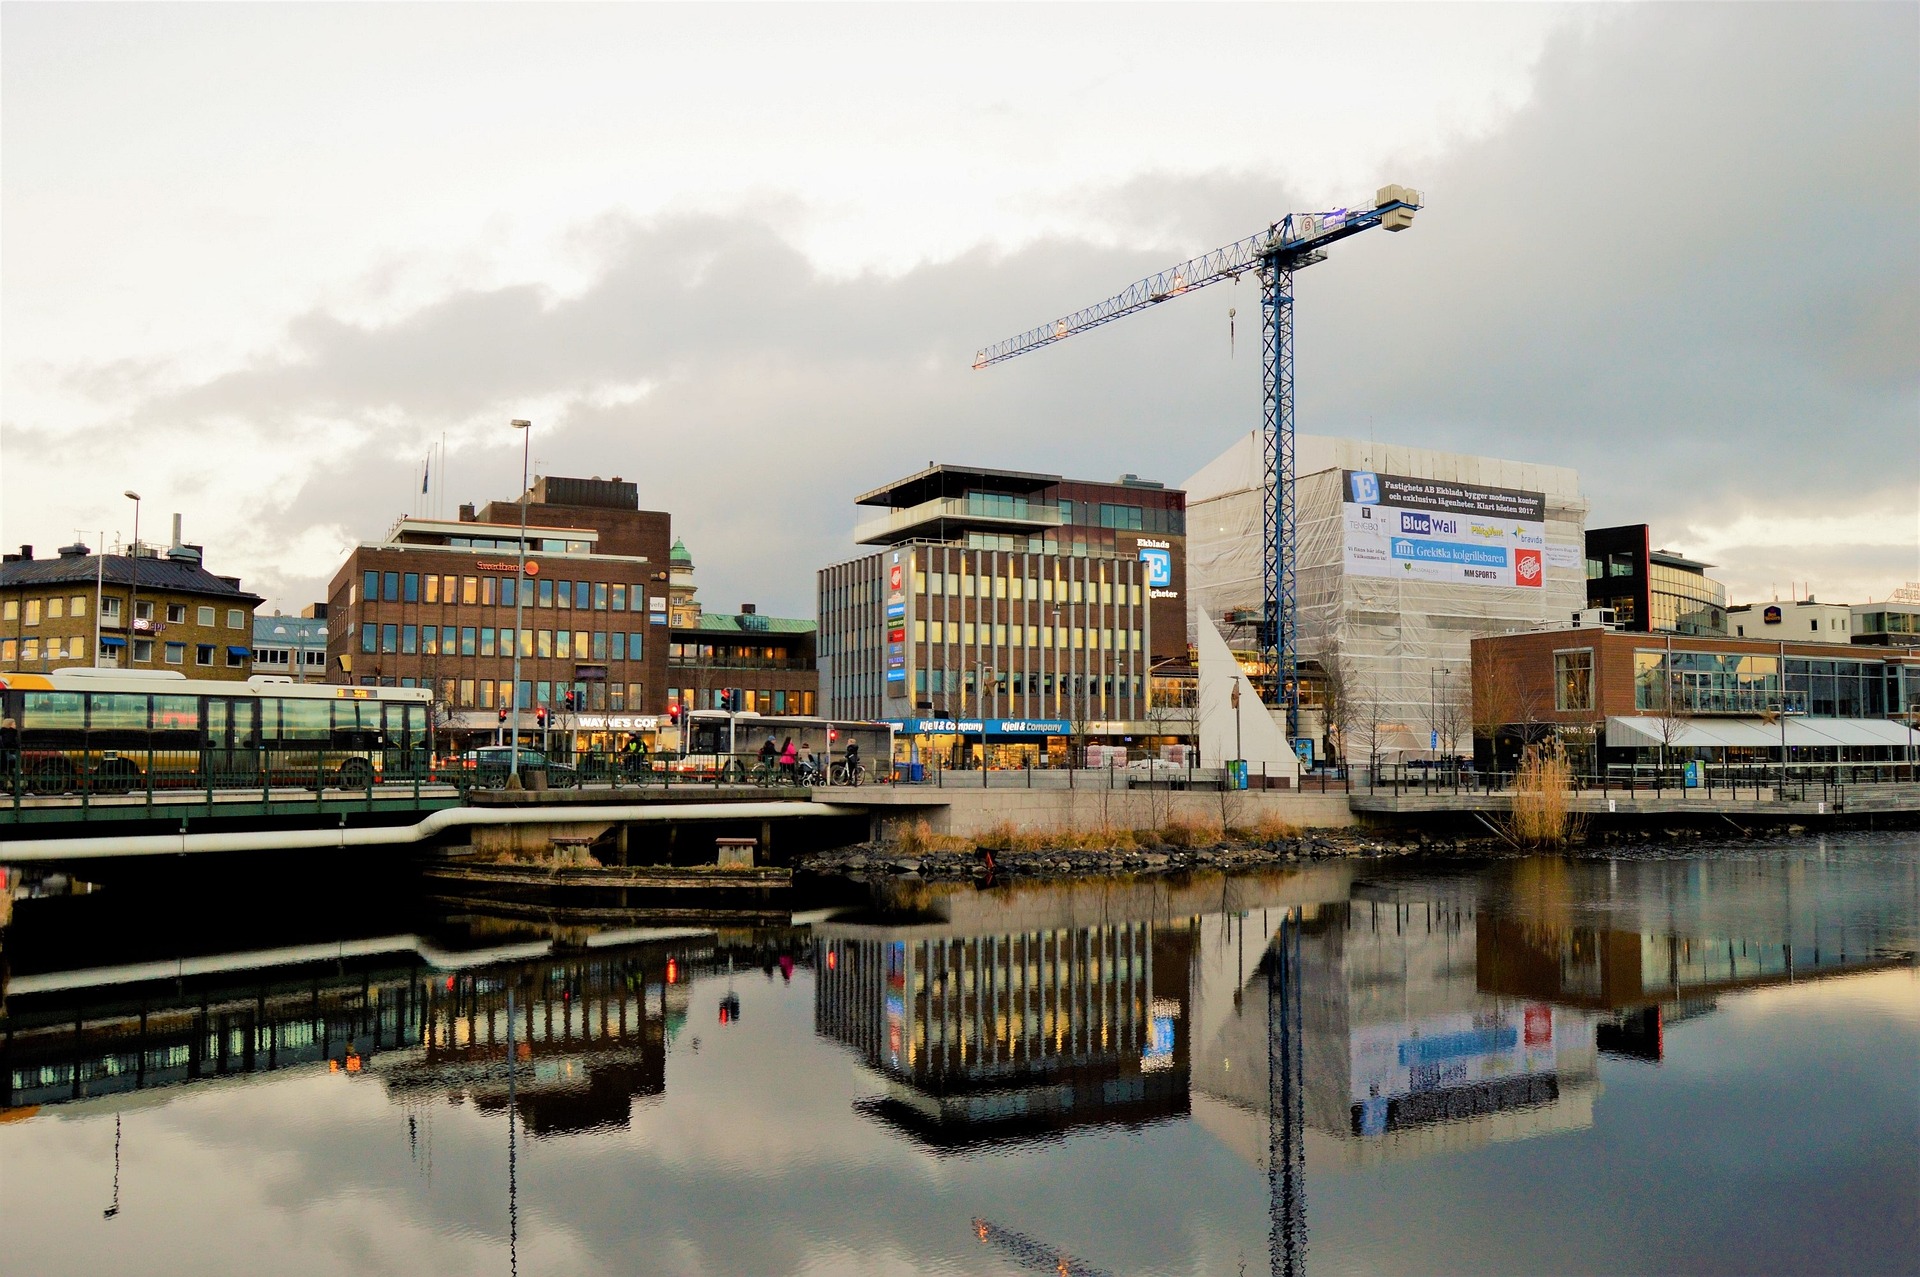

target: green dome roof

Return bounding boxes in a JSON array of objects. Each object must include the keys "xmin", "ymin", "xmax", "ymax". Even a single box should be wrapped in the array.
[{"xmin": 669, "ymin": 537, "xmax": 692, "ymax": 565}]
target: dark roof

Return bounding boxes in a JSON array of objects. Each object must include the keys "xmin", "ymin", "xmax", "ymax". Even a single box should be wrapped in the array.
[
  {"xmin": 855, "ymin": 463, "xmax": 1061, "ymax": 509},
  {"xmin": 0, "ymin": 553, "xmax": 262, "ymax": 603}
]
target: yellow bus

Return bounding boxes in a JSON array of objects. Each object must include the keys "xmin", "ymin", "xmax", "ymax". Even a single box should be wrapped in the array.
[{"xmin": 0, "ymin": 669, "xmax": 432, "ymax": 794}]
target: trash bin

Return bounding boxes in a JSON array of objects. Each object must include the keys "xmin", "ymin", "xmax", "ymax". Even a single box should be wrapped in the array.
[
  {"xmin": 895, "ymin": 762, "xmax": 925, "ymax": 783},
  {"xmin": 525, "ymin": 767, "xmax": 549, "ymax": 791}
]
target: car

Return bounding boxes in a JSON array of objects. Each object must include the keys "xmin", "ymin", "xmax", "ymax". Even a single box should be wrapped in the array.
[
  {"xmin": 1127, "ymin": 757, "xmax": 1187, "ymax": 773},
  {"xmin": 452, "ymin": 746, "xmax": 579, "ymax": 788}
]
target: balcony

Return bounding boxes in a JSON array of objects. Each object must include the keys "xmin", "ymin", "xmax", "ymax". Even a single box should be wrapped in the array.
[{"xmin": 854, "ymin": 497, "xmax": 1061, "ymax": 547}]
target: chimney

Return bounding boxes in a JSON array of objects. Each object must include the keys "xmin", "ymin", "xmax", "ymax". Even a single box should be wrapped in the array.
[
  {"xmin": 458, "ymin": 503, "xmax": 476, "ymax": 522},
  {"xmin": 171, "ymin": 513, "xmax": 183, "ymax": 548},
  {"xmin": 18, "ymin": 545, "xmax": 31, "ymax": 561},
  {"xmin": 740, "ymin": 603, "xmax": 757, "ymax": 615},
  {"xmin": 59, "ymin": 542, "xmax": 90, "ymax": 559}
]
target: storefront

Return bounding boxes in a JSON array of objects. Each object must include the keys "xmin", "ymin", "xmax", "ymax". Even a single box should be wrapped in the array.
[{"xmin": 891, "ymin": 717, "xmax": 1074, "ymax": 769}]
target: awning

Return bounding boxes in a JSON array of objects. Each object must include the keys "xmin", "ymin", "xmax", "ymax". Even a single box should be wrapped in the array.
[
  {"xmin": 1608, "ymin": 716, "xmax": 1920, "ymax": 750},
  {"xmin": 227, "ymin": 646, "xmax": 251, "ymax": 657},
  {"xmin": 99, "ymin": 635, "xmax": 127, "ymax": 649}
]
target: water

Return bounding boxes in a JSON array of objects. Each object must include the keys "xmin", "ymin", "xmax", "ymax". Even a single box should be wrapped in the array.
[{"xmin": 2, "ymin": 836, "xmax": 1916, "ymax": 1277}]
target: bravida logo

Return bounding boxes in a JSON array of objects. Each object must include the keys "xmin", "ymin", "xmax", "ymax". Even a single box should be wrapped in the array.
[{"xmin": 1514, "ymin": 549, "xmax": 1543, "ymax": 586}]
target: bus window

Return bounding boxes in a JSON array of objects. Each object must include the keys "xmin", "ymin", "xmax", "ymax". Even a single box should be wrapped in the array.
[
  {"xmin": 89, "ymin": 693, "xmax": 151, "ymax": 732},
  {"xmin": 153, "ymin": 695, "xmax": 200, "ymax": 732},
  {"xmin": 21, "ymin": 691, "xmax": 84, "ymax": 742},
  {"xmin": 690, "ymin": 720, "xmax": 729, "ymax": 756},
  {"xmin": 276, "ymin": 699, "xmax": 330, "ymax": 742},
  {"xmin": 232, "ymin": 700, "xmax": 259, "ymax": 748}
]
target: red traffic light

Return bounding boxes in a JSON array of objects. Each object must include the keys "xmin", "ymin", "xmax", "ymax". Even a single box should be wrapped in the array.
[
  {"xmin": 536, "ymin": 707, "xmax": 548, "ymax": 725},
  {"xmin": 667, "ymin": 703, "xmax": 682, "ymax": 723},
  {"xmin": 498, "ymin": 707, "xmax": 508, "ymax": 723},
  {"xmin": 828, "ymin": 727, "xmax": 839, "ymax": 742}
]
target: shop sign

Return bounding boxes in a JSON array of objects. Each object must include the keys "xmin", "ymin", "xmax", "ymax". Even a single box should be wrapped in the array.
[
  {"xmin": 892, "ymin": 718, "xmax": 1071, "ymax": 736},
  {"xmin": 476, "ymin": 559, "xmax": 539, "ymax": 574},
  {"xmin": 1764, "ymin": 605, "xmax": 1782, "ymax": 624},
  {"xmin": 573, "ymin": 714, "xmax": 659, "ymax": 731}
]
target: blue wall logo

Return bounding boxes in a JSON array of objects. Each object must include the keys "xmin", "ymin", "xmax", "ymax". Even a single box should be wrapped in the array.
[
  {"xmin": 1349, "ymin": 471, "xmax": 1381, "ymax": 504},
  {"xmin": 1138, "ymin": 546, "xmax": 1173, "ymax": 587}
]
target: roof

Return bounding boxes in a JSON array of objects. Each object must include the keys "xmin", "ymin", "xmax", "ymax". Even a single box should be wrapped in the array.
[
  {"xmin": 855, "ymin": 463, "xmax": 1061, "ymax": 509},
  {"xmin": 676, "ymin": 614, "xmax": 816, "ymax": 636},
  {"xmin": 253, "ymin": 614, "xmax": 330, "ymax": 643},
  {"xmin": 0, "ymin": 553, "xmax": 262, "ymax": 602},
  {"xmin": 669, "ymin": 537, "xmax": 692, "ymax": 565}
]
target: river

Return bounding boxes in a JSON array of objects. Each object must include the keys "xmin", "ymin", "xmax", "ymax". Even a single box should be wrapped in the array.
[{"xmin": 2, "ymin": 834, "xmax": 1915, "ymax": 1276}]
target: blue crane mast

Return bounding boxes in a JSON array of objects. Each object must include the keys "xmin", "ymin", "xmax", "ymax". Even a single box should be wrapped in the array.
[{"xmin": 974, "ymin": 185, "xmax": 1422, "ymax": 734}]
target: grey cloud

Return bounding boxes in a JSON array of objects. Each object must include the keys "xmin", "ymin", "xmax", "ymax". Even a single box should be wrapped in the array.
[{"xmin": 7, "ymin": 2, "xmax": 1912, "ymax": 615}]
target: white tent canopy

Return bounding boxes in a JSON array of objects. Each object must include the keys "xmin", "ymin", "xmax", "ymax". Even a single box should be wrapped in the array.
[
  {"xmin": 1607, "ymin": 716, "xmax": 1920, "ymax": 750},
  {"xmin": 1198, "ymin": 613, "xmax": 1300, "ymax": 782}
]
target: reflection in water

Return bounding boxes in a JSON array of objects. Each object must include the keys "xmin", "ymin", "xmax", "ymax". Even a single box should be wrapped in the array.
[{"xmin": 0, "ymin": 842, "xmax": 1914, "ymax": 1276}]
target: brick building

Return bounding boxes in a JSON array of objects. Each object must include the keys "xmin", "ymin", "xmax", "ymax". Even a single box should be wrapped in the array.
[
  {"xmin": 662, "ymin": 537, "xmax": 817, "ymax": 719},
  {"xmin": 1469, "ymin": 625, "xmax": 1920, "ymax": 774},
  {"xmin": 323, "ymin": 476, "xmax": 672, "ymax": 751},
  {"xmin": 2, "ymin": 539, "xmax": 261, "ymax": 679}
]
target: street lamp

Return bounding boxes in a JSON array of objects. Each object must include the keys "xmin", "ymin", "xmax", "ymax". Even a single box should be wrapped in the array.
[
  {"xmin": 507, "ymin": 420, "xmax": 532, "ymax": 787},
  {"xmin": 1430, "ymin": 664, "xmax": 1451, "ymax": 763},
  {"xmin": 123, "ymin": 491, "xmax": 141, "ymax": 664}
]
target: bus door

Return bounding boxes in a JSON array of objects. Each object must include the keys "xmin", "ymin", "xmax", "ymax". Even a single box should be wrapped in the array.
[
  {"xmin": 205, "ymin": 697, "xmax": 261, "ymax": 783},
  {"xmin": 150, "ymin": 694, "xmax": 201, "ymax": 782}
]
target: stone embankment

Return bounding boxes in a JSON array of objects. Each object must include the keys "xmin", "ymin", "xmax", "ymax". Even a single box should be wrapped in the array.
[{"xmin": 797, "ymin": 831, "xmax": 1412, "ymax": 884}]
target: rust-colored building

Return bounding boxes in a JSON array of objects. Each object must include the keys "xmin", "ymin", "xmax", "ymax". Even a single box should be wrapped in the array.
[
  {"xmin": 323, "ymin": 476, "xmax": 671, "ymax": 750},
  {"xmin": 1469, "ymin": 626, "xmax": 1920, "ymax": 773}
]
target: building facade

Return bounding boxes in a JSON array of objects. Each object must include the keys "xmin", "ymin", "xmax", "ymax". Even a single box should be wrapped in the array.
[
  {"xmin": 818, "ymin": 464, "xmax": 1186, "ymax": 765},
  {"xmin": 1469, "ymin": 626, "xmax": 1920, "ymax": 772},
  {"xmin": 251, "ymin": 612, "xmax": 331, "ymax": 680},
  {"xmin": 323, "ymin": 476, "xmax": 672, "ymax": 751},
  {"xmin": 1584, "ymin": 525, "xmax": 1728, "ymax": 635},
  {"xmin": 658, "ymin": 538, "xmax": 819, "ymax": 721},
  {"xmin": 1185, "ymin": 435, "xmax": 1588, "ymax": 765},
  {"xmin": 2, "ymin": 539, "xmax": 262, "ymax": 679}
]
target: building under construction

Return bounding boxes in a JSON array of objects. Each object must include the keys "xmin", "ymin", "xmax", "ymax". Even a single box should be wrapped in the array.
[{"xmin": 1184, "ymin": 434, "xmax": 1588, "ymax": 766}]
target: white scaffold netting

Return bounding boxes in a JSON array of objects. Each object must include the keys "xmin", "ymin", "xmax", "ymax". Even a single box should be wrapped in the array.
[{"xmin": 1185, "ymin": 432, "xmax": 1590, "ymax": 764}]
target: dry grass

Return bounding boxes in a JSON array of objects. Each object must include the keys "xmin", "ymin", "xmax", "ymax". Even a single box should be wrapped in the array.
[
  {"xmin": 1158, "ymin": 816, "xmax": 1224, "ymax": 848},
  {"xmin": 1509, "ymin": 745, "xmax": 1580, "ymax": 846},
  {"xmin": 1236, "ymin": 811, "xmax": 1303, "ymax": 844}
]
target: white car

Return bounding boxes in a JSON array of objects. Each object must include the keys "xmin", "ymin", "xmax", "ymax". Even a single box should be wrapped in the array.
[{"xmin": 1127, "ymin": 757, "xmax": 1186, "ymax": 774}]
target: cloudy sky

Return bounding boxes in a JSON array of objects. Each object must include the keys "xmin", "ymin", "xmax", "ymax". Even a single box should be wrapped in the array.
[{"xmin": 3, "ymin": 3, "xmax": 1914, "ymax": 617}]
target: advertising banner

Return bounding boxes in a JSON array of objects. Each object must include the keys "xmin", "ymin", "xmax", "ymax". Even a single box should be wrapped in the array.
[{"xmin": 1341, "ymin": 470, "xmax": 1548, "ymax": 589}]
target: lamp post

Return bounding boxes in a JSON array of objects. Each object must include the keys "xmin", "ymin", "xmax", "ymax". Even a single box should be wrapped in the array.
[
  {"xmin": 507, "ymin": 420, "xmax": 532, "ymax": 787},
  {"xmin": 93, "ymin": 529, "xmax": 104, "ymax": 668},
  {"xmin": 1430, "ymin": 664, "xmax": 1451, "ymax": 764},
  {"xmin": 123, "ymin": 492, "xmax": 141, "ymax": 664}
]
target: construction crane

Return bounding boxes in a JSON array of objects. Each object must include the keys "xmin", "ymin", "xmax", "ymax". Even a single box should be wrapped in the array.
[{"xmin": 973, "ymin": 185, "xmax": 1423, "ymax": 735}]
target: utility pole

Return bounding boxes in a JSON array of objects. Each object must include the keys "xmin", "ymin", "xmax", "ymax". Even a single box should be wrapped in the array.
[
  {"xmin": 508, "ymin": 419, "xmax": 531, "ymax": 788},
  {"xmin": 123, "ymin": 491, "xmax": 141, "ymax": 663}
]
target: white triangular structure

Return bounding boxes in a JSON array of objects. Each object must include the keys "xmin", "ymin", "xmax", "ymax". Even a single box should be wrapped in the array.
[{"xmin": 1197, "ymin": 612, "xmax": 1300, "ymax": 784}]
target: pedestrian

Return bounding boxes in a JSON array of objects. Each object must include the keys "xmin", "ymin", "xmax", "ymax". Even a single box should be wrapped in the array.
[
  {"xmin": 779, "ymin": 736, "xmax": 798, "ymax": 780},
  {"xmin": 759, "ymin": 734, "xmax": 777, "ymax": 776}
]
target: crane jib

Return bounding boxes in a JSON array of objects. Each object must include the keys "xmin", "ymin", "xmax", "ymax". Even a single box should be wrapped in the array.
[{"xmin": 971, "ymin": 199, "xmax": 1417, "ymax": 368}]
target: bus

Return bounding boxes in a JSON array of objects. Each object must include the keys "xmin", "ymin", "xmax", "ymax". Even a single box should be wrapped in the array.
[
  {"xmin": 0, "ymin": 669, "xmax": 432, "ymax": 794},
  {"xmin": 678, "ymin": 710, "xmax": 895, "ymax": 782}
]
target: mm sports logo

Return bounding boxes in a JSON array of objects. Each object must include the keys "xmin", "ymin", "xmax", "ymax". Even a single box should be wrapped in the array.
[{"xmin": 1514, "ymin": 549, "xmax": 1543, "ymax": 587}]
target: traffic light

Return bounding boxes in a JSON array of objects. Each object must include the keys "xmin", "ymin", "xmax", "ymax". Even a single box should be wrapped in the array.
[
  {"xmin": 667, "ymin": 703, "xmax": 682, "ymax": 724},
  {"xmin": 536, "ymin": 706, "xmax": 548, "ymax": 727},
  {"xmin": 498, "ymin": 707, "xmax": 508, "ymax": 724},
  {"xmin": 564, "ymin": 690, "xmax": 575, "ymax": 711},
  {"xmin": 827, "ymin": 726, "xmax": 839, "ymax": 743}
]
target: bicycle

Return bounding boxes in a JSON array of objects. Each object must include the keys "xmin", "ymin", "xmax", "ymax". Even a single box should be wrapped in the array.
[{"xmin": 830, "ymin": 759, "xmax": 864, "ymax": 788}]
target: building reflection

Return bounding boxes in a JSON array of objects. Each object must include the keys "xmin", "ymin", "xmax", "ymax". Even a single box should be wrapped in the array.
[
  {"xmin": 0, "ymin": 925, "xmax": 807, "ymax": 1133},
  {"xmin": 814, "ymin": 921, "xmax": 1194, "ymax": 1149}
]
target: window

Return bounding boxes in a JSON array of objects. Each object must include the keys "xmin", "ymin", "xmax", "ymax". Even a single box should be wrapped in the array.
[
  {"xmin": 226, "ymin": 646, "xmax": 247, "ymax": 668},
  {"xmin": 25, "ymin": 600, "xmax": 41, "ymax": 625},
  {"xmin": 481, "ymin": 577, "xmax": 495, "ymax": 606},
  {"xmin": 500, "ymin": 578, "xmax": 516, "ymax": 608},
  {"xmin": 404, "ymin": 573, "xmax": 420, "ymax": 602},
  {"xmin": 538, "ymin": 630, "xmax": 553, "ymax": 658},
  {"xmin": 101, "ymin": 597, "xmax": 121, "ymax": 622},
  {"xmin": 194, "ymin": 605, "xmax": 213, "ymax": 625},
  {"xmin": 460, "ymin": 627, "xmax": 477, "ymax": 656},
  {"xmin": 538, "ymin": 579, "xmax": 554, "ymax": 607},
  {"xmin": 1555, "ymin": 649, "xmax": 1595, "ymax": 711},
  {"xmin": 166, "ymin": 603, "xmax": 186, "ymax": 624},
  {"xmin": 21, "ymin": 638, "xmax": 38, "ymax": 662},
  {"xmin": 611, "ymin": 583, "xmax": 627, "ymax": 610},
  {"xmin": 401, "ymin": 624, "xmax": 418, "ymax": 654},
  {"xmin": 594, "ymin": 582, "xmax": 608, "ymax": 610},
  {"xmin": 629, "ymin": 632, "xmax": 643, "ymax": 660},
  {"xmin": 442, "ymin": 625, "xmax": 457, "ymax": 653},
  {"xmin": 480, "ymin": 628, "xmax": 496, "ymax": 657},
  {"xmin": 381, "ymin": 624, "xmax": 398, "ymax": 654},
  {"xmin": 132, "ymin": 638, "xmax": 153, "ymax": 663},
  {"xmin": 1, "ymin": 600, "xmax": 14, "ymax": 621},
  {"xmin": 165, "ymin": 642, "xmax": 186, "ymax": 665},
  {"xmin": 612, "ymin": 632, "xmax": 625, "ymax": 661},
  {"xmin": 364, "ymin": 570, "xmax": 380, "ymax": 600},
  {"xmin": 592, "ymin": 632, "xmax": 608, "ymax": 659},
  {"xmin": 461, "ymin": 577, "xmax": 478, "ymax": 605},
  {"xmin": 382, "ymin": 572, "xmax": 400, "ymax": 602},
  {"xmin": 48, "ymin": 598, "xmax": 66, "ymax": 620},
  {"xmin": 67, "ymin": 636, "xmax": 85, "ymax": 660},
  {"xmin": 425, "ymin": 574, "xmax": 440, "ymax": 604},
  {"xmin": 556, "ymin": 630, "xmax": 573, "ymax": 659},
  {"xmin": 556, "ymin": 580, "xmax": 572, "ymax": 609}
]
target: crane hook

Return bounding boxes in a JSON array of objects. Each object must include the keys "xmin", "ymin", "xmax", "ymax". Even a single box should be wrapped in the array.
[{"xmin": 1228, "ymin": 307, "xmax": 1237, "ymax": 358}]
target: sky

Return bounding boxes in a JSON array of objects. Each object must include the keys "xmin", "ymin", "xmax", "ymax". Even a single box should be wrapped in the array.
[{"xmin": 3, "ymin": 2, "xmax": 1916, "ymax": 618}]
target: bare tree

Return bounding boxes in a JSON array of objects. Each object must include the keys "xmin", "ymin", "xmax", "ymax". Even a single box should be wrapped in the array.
[{"xmin": 1472, "ymin": 648, "xmax": 1544, "ymax": 776}]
